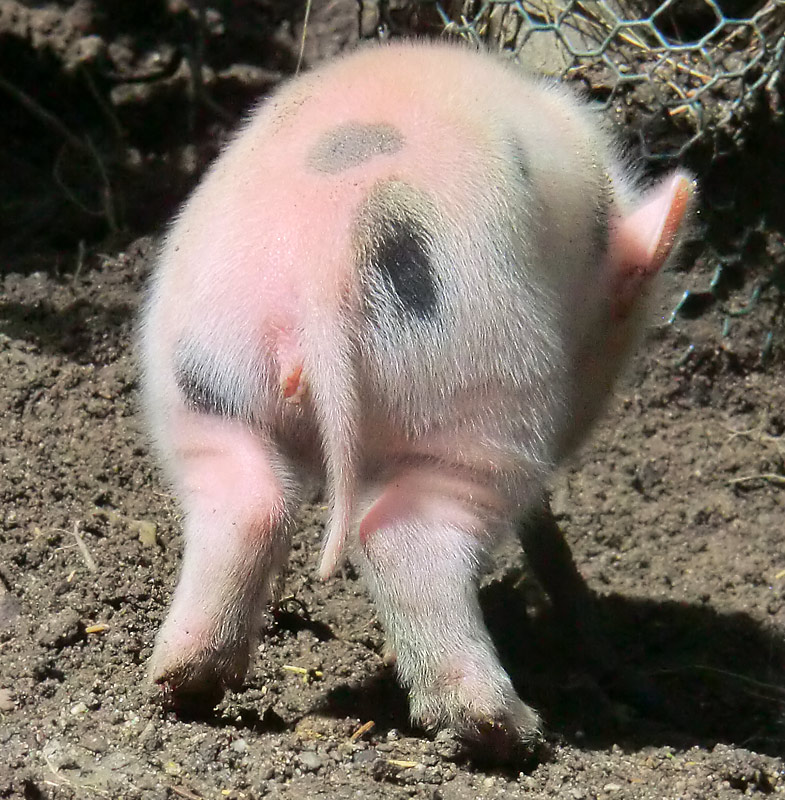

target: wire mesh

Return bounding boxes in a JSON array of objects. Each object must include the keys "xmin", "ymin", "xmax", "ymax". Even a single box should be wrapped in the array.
[{"xmin": 385, "ymin": 0, "xmax": 785, "ymax": 159}]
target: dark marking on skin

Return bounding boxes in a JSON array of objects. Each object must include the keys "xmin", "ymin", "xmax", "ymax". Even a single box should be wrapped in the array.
[
  {"xmin": 356, "ymin": 181, "xmax": 440, "ymax": 321},
  {"xmin": 375, "ymin": 215, "xmax": 437, "ymax": 319},
  {"xmin": 174, "ymin": 344, "xmax": 244, "ymax": 417},
  {"xmin": 175, "ymin": 352, "xmax": 223, "ymax": 415},
  {"xmin": 308, "ymin": 123, "xmax": 404, "ymax": 174}
]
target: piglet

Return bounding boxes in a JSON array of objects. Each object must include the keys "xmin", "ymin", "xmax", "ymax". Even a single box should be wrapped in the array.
[{"xmin": 139, "ymin": 40, "xmax": 694, "ymax": 752}]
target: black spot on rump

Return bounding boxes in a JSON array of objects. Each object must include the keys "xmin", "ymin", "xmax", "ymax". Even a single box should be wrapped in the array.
[
  {"xmin": 373, "ymin": 214, "xmax": 438, "ymax": 320},
  {"xmin": 175, "ymin": 359, "xmax": 221, "ymax": 414},
  {"xmin": 174, "ymin": 344, "xmax": 241, "ymax": 416},
  {"xmin": 355, "ymin": 181, "xmax": 442, "ymax": 322}
]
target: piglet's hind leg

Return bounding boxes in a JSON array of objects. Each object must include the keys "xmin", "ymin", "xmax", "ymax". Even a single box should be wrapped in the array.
[
  {"xmin": 356, "ymin": 475, "xmax": 541, "ymax": 756},
  {"xmin": 149, "ymin": 412, "xmax": 301, "ymax": 709}
]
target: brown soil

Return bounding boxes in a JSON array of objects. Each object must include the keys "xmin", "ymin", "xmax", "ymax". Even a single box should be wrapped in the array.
[{"xmin": 1, "ymin": 2, "xmax": 784, "ymax": 799}]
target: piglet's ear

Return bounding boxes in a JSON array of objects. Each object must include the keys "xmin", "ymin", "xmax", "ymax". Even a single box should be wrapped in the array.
[{"xmin": 610, "ymin": 171, "xmax": 695, "ymax": 319}]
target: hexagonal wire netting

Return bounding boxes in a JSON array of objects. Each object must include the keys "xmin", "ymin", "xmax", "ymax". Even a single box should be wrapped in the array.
[{"xmin": 402, "ymin": 0, "xmax": 785, "ymax": 160}]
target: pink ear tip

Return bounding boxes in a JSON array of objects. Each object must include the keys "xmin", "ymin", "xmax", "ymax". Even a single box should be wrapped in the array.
[{"xmin": 646, "ymin": 171, "xmax": 695, "ymax": 270}]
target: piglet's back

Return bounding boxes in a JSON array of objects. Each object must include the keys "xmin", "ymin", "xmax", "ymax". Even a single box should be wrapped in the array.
[{"xmin": 153, "ymin": 42, "xmax": 615, "ymax": 354}]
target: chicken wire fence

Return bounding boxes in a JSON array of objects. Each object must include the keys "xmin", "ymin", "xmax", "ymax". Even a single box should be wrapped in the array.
[{"xmin": 372, "ymin": 0, "xmax": 785, "ymax": 160}]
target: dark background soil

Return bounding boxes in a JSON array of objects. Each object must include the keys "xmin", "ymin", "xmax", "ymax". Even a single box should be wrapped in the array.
[{"xmin": 1, "ymin": 2, "xmax": 784, "ymax": 798}]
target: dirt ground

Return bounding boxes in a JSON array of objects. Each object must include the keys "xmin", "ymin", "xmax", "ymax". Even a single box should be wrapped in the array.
[{"xmin": 1, "ymin": 2, "xmax": 784, "ymax": 799}]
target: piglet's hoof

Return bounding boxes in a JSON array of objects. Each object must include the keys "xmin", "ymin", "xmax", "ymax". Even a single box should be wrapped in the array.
[
  {"xmin": 457, "ymin": 702, "xmax": 545, "ymax": 764},
  {"xmin": 413, "ymin": 678, "xmax": 544, "ymax": 764},
  {"xmin": 154, "ymin": 675, "xmax": 226, "ymax": 717},
  {"xmin": 429, "ymin": 712, "xmax": 547, "ymax": 767},
  {"xmin": 148, "ymin": 643, "xmax": 249, "ymax": 716},
  {"xmin": 461, "ymin": 715, "xmax": 550, "ymax": 767}
]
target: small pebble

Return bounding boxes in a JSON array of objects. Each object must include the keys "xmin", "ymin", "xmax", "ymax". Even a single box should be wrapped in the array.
[
  {"xmin": 298, "ymin": 751, "xmax": 324, "ymax": 772},
  {"xmin": 0, "ymin": 689, "xmax": 13, "ymax": 712},
  {"xmin": 82, "ymin": 733, "xmax": 108, "ymax": 753},
  {"xmin": 353, "ymin": 748, "xmax": 377, "ymax": 765}
]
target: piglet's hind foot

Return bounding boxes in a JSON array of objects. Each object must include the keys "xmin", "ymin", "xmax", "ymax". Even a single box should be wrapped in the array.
[
  {"xmin": 148, "ymin": 627, "xmax": 251, "ymax": 713},
  {"xmin": 410, "ymin": 663, "xmax": 543, "ymax": 762}
]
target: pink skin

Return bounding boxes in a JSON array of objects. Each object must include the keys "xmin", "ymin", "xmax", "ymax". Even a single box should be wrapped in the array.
[
  {"xmin": 140, "ymin": 40, "xmax": 694, "ymax": 749},
  {"xmin": 147, "ymin": 411, "xmax": 302, "ymax": 701},
  {"xmin": 359, "ymin": 468, "xmax": 509, "ymax": 545},
  {"xmin": 610, "ymin": 173, "xmax": 695, "ymax": 321}
]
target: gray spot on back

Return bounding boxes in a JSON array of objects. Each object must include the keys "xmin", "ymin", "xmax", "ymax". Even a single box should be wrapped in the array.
[
  {"xmin": 309, "ymin": 123, "xmax": 404, "ymax": 174},
  {"xmin": 355, "ymin": 180, "xmax": 440, "ymax": 322}
]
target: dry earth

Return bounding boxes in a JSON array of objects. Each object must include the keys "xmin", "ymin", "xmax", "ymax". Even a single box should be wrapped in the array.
[{"xmin": 1, "ymin": 1, "xmax": 784, "ymax": 799}]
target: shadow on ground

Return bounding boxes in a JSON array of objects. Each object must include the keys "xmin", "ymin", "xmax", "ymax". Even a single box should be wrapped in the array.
[{"xmin": 311, "ymin": 574, "xmax": 785, "ymax": 759}]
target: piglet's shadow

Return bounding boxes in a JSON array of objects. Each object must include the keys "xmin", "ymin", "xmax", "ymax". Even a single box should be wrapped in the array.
[
  {"xmin": 271, "ymin": 601, "xmax": 337, "ymax": 643},
  {"xmin": 164, "ymin": 696, "xmax": 290, "ymax": 735},
  {"xmin": 482, "ymin": 571, "xmax": 785, "ymax": 757},
  {"xmin": 318, "ymin": 574, "xmax": 785, "ymax": 757}
]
